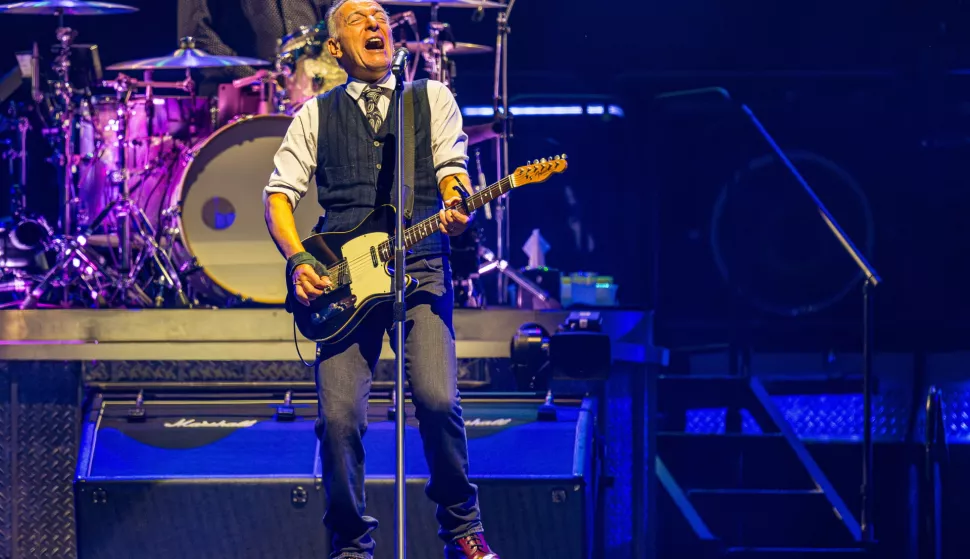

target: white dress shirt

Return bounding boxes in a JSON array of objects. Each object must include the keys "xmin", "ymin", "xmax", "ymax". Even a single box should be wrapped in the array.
[{"xmin": 263, "ymin": 73, "xmax": 468, "ymax": 210}]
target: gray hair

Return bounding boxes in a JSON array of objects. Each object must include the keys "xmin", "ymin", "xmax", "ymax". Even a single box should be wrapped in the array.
[{"xmin": 325, "ymin": 0, "xmax": 388, "ymax": 39}]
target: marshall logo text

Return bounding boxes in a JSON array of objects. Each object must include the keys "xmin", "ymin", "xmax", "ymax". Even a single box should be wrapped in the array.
[
  {"xmin": 163, "ymin": 418, "xmax": 259, "ymax": 428},
  {"xmin": 463, "ymin": 418, "xmax": 513, "ymax": 427}
]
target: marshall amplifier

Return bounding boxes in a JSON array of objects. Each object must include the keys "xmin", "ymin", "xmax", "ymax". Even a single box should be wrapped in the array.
[{"xmin": 74, "ymin": 392, "xmax": 597, "ymax": 559}]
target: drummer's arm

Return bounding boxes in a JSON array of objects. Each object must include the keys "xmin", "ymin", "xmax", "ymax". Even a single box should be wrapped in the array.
[
  {"xmin": 264, "ymin": 102, "xmax": 318, "ymax": 260},
  {"xmin": 177, "ymin": 0, "xmax": 254, "ymax": 77}
]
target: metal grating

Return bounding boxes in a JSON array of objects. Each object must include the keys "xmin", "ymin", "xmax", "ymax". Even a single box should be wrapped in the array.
[
  {"xmin": 941, "ymin": 387, "xmax": 970, "ymax": 441},
  {"xmin": 684, "ymin": 389, "xmax": 916, "ymax": 442},
  {"xmin": 13, "ymin": 362, "xmax": 80, "ymax": 559},
  {"xmin": 80, "ymin": 359, "xmax": 493, "ymax": 385},
  {"xmin": 0, "ymin": 367, "xmax": 12, "ymax": 559}
]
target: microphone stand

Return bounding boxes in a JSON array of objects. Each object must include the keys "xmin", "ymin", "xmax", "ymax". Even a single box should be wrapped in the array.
[
  {"xmin": 392, "ymin": 53, "xmax": 409, "ymax": 559},
  {"xmin": 492, "ymin": 0, "xmax": 515, "ymax": 303},
  {"xmin": 656, "ymin": 87, "xmax": 882, "ymax": 545}
]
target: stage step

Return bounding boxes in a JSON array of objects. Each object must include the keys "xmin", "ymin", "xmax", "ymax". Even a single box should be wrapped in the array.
[
  {"xmin": 657, "ymin": 433, "xmax": 812, "ymax": 490},
  {"xmin": 688, "ymin": 489, "xmax": 857, "ymax": 548},
  {"xmin": 656, "ymin": 375, "xmax": 863, "ymax": 554}
]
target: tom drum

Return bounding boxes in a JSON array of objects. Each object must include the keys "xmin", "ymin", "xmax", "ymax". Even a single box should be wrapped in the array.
[{"xmin": 167, "ymin": 114, "xmax": 320, "ymax": 305}]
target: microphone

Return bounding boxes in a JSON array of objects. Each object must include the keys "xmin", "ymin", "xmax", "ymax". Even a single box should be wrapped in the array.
[
  {"xmin": 473, "ymin": 148, "xmax": 491, "ymax": 219},
  {"xmin": 391, "ymin": 47, "xmax": 409, "ymax": 76},
  {"xmin": 31, "ymin": 42, "xmax": 42, "ymax": 104}
]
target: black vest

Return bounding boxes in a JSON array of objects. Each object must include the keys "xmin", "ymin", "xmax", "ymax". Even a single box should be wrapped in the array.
[{"xmin": 314, "ymin": 79, "xmax": 446, "ymax": 257}]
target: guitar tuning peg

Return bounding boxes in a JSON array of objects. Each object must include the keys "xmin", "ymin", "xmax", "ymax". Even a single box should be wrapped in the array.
[
  {"xmin": 554, "ymin": 155, "xmax": 560, "ymax": 160},
  {"xmin": 541, "ymin": 158, "xmax": 547, "ymax": 163},
  {"xmin": 562, "ymin": 153, "xmax": 568, "ymax": 159}
]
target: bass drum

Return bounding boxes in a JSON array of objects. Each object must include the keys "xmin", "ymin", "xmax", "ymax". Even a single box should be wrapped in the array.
[{"xmin": 167, "ymin": 114, "xmax": 321, "ymax": 306}]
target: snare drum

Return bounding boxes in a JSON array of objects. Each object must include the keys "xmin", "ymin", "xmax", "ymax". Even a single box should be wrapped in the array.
[
  {"xmin": 277, "ymin": 23, "xmax": 348, "ymax": 112},
  {"xmin": 164, "ymin": 114, "xmax": 321, "ymax": 305}
]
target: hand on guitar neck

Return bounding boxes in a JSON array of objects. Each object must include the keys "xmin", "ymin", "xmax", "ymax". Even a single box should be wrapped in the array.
[{"xmin": 438, "ymin": 173, "xmax": 475, "ymax": 237}]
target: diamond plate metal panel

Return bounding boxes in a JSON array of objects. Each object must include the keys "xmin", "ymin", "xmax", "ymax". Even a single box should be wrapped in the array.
[
  {"xmin": 246, "ymin": 361, "xmax": 313, "ymax": 382},
  {"xmin": 181, "ymin": 361, "xmax": 247, "ymax": 382},
  {"xmin": 683, "ymin": 390, "xmax": 912, "ymax": 441},
  {"xmin": 0, "ymin": 364, "xmax": 12, "ymax": 559},
  {"xmin": 373, "ymin": 357, "xmax": 493, "ymax": 385},
  {"xmin": 116, "ymin": 361, "xmax": 180, "ymax": 382},
  {"xmin": 82, "ymin": 361, "xmax": 110, "ymax": 383},
  {"xmin": 15, "ymin": 362, "xmax": 80, "ymax": 559},
  {"xmin": 942, "ymin": 387, "xmax": 970, "ymax": 442},
  {"xmin": 684, "ymin": 408, "xmax": 762, "ymax": 435}
]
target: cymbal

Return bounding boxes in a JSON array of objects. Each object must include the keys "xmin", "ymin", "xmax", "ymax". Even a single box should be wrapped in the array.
[
  {"xmin": 0, "ymin": 0, "xmax": 137, "ymax": 15},
  {"xmin": 107, "ymin": 39, "xmax": 271, "ymax": 70},
  {"xmin": 402, "ymin": 39, "xmax": 493, "ymax": 56},
  {"xmin": 378, "ymin": 0, "xmax": 506, "ymax": 8}
]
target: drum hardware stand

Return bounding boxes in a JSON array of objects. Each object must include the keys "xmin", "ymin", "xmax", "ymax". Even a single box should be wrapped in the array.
[
  {"xmin": 232, "ymin": 70, "xmax": 280, "ymax": 115},
  {"xmin": 90, "ymin": 74, "xmax": 187, "ymax": 306},
  {"xmin": 1, "ymin": 114, "xmax": 31, "ymax": 217},
  {"xmin": 16, "ymin": 20, "xmax": 113, "ymax": 308},
  {"xmin": 475, "ymin": 245, "xmax": 558, "ymax": 309},
  {"xmin": 492, "ymin": 0, "xmax": 515, "ymax": 303}
]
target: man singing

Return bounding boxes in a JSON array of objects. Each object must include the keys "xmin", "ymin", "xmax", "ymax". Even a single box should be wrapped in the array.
[{"xmin": 262, "ymin": 1, "xmax": 501, "ymax": 558}]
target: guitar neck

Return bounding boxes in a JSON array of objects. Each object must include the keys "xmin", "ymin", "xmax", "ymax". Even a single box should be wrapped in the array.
[{"xmin": 376, "ymin": 174, "xmax": 515, "ymax": 263}]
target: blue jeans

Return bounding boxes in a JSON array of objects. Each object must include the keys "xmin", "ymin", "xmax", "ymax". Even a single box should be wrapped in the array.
[{"xmin": 314, "ymin": 255, "xmax": 483, "ymax": 558}]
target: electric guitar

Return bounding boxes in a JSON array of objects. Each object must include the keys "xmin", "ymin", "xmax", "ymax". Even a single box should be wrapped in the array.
[{"xmin": 287, "ymin": 155, "xmax": 569, "ymax": 343}]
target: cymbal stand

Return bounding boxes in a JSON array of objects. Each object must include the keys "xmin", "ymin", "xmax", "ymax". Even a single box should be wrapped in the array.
[
  {"xmin": 53, "ymin": 23, "xmax": 78, "ymax": 239},
  {"xmin": 81, "ymin": 74, "xmax": 186, "ymax": 307},
  {"xmin": 492, "ymin": 0, "xmax": 515, "ymax": 303},
  {"xmin": 19, "ymin": 20, "xmax": 118, "ymax": 309}
]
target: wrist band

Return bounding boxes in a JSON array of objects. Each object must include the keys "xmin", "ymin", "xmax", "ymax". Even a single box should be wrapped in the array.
[{"xmin": 287, "ymin": 252, "xmax": 329, "ymax": 280}]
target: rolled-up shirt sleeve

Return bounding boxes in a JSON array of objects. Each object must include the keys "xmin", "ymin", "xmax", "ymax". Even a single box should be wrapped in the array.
[
  {"xmin": 427, "ymin": 80, "xmax": 468, "ymax": 184},
  {"xmin": 263, "ymin": 100, "xmax": 318, "ymax": 209}
]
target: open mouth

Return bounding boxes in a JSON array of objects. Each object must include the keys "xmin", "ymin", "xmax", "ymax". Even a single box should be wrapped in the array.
[{"xmin": 365, "ymin": 37, "xmax": 385, "ymax": 51}]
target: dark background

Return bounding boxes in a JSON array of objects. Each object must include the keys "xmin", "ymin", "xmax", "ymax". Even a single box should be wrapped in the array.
[{"xmin": 3, "ymin": 0, "xmax": 970, "ymax": 350}]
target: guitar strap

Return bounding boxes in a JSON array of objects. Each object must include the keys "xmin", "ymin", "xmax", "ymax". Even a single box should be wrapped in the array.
[{"xmin": 402, "ymin": 82, "xmax": 415, "ymax": 222}]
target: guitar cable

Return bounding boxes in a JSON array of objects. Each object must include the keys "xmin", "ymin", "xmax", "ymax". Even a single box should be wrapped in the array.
[{"xmin": 293, "ymin": 318, "xmax": 319, "ymax": 368}]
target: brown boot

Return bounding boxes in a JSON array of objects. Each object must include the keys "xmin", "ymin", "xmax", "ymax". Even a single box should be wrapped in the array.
[{"xmin": 444, "ymin": 532, "xmax": 501, "ymax": 559}]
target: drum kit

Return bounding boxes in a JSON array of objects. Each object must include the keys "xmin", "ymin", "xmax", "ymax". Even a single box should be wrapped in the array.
[{"xmin": 0, "ymin": 0, "xmax": 516, "ymax": 310}]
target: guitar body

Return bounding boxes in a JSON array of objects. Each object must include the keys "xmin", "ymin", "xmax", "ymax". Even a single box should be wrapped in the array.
[
  {"xmin": 289, "ymin": 205, "xmax": 418, "ymax": 344},
  {"xmin": 285, "ymin": 155, "xmax": 569, "ymax": 343}
]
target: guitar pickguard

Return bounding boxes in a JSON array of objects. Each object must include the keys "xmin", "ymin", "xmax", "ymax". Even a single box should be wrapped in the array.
[{"xmin": 340, "ymin": 232, "xmax": 394, "ymax": 300}]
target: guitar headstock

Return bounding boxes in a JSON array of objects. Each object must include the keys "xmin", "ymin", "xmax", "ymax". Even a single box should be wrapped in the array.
[{"xmin": 511, "ymin": 154, "xmax": 568, "ymax": 187}]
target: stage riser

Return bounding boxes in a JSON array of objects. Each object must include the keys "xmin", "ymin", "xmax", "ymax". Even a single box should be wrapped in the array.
[
  {"xmin": 0, "ymin": 308, "xmax": 659, "ymax": 558},
  {"xmin": 76, "ymin": 480, "xmax": 587, "ymax": 559}
]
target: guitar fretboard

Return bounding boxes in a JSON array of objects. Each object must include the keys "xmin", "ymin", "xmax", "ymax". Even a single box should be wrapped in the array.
[{"xmin": 376, "ymin": 175, "xmax": 515, "ymax": 262}]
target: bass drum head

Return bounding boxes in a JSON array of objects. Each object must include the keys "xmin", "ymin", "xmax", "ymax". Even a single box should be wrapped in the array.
[{"xmin": 173, "ymin": 114, "xmax": 320, "ymax": 305}]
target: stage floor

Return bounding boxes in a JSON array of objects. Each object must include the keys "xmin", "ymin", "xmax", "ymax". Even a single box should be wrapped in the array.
[{"xmin": 0, "ymin": 307, "xmax": 662, "ymax": 364}]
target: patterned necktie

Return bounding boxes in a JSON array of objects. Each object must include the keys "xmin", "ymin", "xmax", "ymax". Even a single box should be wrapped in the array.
[{"xmin": 362, "ymin": 86, "xmax": 385, "ymax": 132}]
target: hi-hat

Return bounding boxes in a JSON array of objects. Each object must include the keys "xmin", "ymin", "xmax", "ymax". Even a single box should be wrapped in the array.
[
  {"xmin": 107, "ymin": 37, "xmax": 270, "ymax": 70},
  {"xmin": 402, "ymin": 39, "xmax": 493, "ymax": 56},
  {"xmin": 378, "ymin": 0, "xmax": 506, "ymax": 7},
  {"xmin": 0, "ymin": 0, "xmax": 137, "ymax": 15}
]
